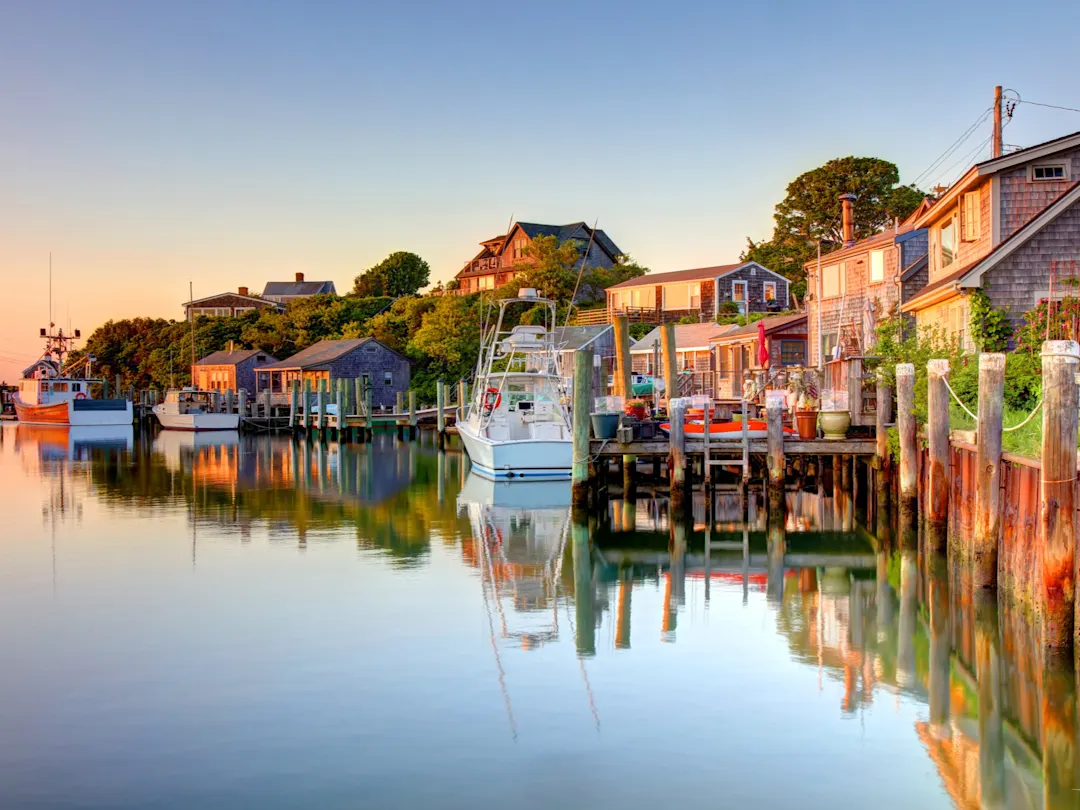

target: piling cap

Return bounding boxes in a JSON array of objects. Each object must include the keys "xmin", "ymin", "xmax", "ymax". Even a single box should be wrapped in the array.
[
  {"xmin": 1041, "ymin": 340, "xmax": 1080, "ymax": 360},
  {"xmin": 979, "ymin": 353, "xmax": 1006, "ymax": 370},
  {"xmin": 896, "ymin": 363, "xmax": 915, "ymax": 378},
  {"xmin": 927, "ymin": 359, "xmax": 950, "ymax": 377}
]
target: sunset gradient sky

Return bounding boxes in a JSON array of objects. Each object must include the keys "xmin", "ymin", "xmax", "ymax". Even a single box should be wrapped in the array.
[{"xmin": 2, "ymin": 0, "xmax": 1079, "ymax": 380}]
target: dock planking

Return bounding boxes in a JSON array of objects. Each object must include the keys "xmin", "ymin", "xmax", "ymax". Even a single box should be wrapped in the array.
[{"xmin": 589, "ymin": 437, "xmax": 877, "ymax": 456}]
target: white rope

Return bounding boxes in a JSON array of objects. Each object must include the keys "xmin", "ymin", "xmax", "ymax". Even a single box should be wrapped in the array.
[
  {"xmin": 940, "ymin": 375, "xmax": 1043, "ymax": 432},
  {"xmin": 574, "ymin": 438, "xmax": 611, "ymax": 465}
]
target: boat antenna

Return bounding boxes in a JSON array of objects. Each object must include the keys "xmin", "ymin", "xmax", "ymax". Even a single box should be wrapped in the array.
[
  {"xmin": 49, "ymin": 252, "xmax": 53, "ymax": 335},
  {"xmin": 563, "ymin": 219, "xmax": 598, "ymax": 328},
  {"xmin": 189, "ymin": 280, "xmax": 196, "ymax": 386}
]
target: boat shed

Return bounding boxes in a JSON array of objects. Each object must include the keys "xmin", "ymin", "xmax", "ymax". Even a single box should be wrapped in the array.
[{"xmin": 254, "ymin": 338, "xmax": 411, "ymax": 409}]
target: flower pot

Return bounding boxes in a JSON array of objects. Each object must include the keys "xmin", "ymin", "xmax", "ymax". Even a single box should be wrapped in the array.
[
  {"xmin": 795, "ymin": 409, "xmax": 819, "ymax": 441},
  {"xmin": 590, "ymin": 412, "xmax": 621, "ymax": 440},
  {"xmin": 818, "ymin": 410, "xmax": 851, "ymax": 440},
  {"xmin": 626, "ymin": 404, "xmax": 648, "ymax": 421}
]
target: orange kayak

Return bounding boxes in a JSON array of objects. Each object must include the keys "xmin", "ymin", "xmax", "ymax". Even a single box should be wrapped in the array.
[{"xmin": 659, "ymin": 419, "xmax": 795, "ymax": 438}]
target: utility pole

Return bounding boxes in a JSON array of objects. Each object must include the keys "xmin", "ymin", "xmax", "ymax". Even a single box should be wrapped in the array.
[{"xmin": 992, "ymin": 85, "xmax": 1003, "ymax": 159}]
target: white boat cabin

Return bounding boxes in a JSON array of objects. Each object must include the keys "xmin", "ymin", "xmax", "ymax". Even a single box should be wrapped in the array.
[
  {"xmin": 18, "ymin": 377, "xmax": 92, "ymax": 407},
  {"xmin": 162, "ymin": 389, "xmax": 217, "ymax": 414},
  {"xmin": 476, "ymin": 373, "xmax": 569, "ymax": 442}
]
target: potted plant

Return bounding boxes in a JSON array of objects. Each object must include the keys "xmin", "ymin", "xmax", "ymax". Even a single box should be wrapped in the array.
[
  {"xmin": 625, "ymin": 399, "xmax": 648, "ymax": 421},
  {"xmin": 794, "ymin": 393, "xmax": 819, "ymax": 441},
  {"xmin": 818, "ymin": 390, "xmax": 850, "ymax": 440}
]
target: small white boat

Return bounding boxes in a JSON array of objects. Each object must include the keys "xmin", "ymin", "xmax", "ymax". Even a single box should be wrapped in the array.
[
  {"xmin": 153, "ymin": 388, "xmax": 240, "ymax": 431},
  {"xmin": 457, "ymin": 289, "xmax": 572, "ymax": 479}
]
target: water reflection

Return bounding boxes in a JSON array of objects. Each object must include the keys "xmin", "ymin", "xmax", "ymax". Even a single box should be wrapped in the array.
[{"xmin": 3, "ymin": 424, "xmax": 1080, "ymax": 808}]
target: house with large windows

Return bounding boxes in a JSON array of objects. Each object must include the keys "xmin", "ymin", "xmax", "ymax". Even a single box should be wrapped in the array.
[
  {"xmin": 900, "ymin": 130, "xmax": 1080, "ymax": 349},
  {"xmin": 606, "ymin": 261, "xmax": 789, "ymax": 325},
  {"xmin": 183, "ymin": 287, "xmax": 284, "ymax": 321}
]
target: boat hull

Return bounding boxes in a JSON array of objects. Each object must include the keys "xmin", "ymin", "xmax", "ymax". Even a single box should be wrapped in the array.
[
  {"xmin": 153, "ymin": 408, "xmax": 240, "ymax": 431},
  {"xmin": 458, "ymin": 423, "xmax": 572, "ymax": 480},
  {"xmin": 14, "ymin": 397, "xmax": 133, "ymax": 426}
]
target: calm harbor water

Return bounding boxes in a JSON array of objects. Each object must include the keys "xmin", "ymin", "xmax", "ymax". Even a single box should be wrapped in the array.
[{"xmin": 0, "ymin": 423, "xmax": 1071, "ymax": 809}]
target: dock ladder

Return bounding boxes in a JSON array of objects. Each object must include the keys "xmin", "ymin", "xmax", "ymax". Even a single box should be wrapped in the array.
[{"xmin": 701, "ymin": 395, "xmax": 751, "ymax": 482}]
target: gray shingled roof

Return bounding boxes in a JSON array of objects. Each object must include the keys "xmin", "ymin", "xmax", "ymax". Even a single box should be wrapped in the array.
[
  {"xmin": 195, "ymin": 349, "xmax": 275, "ymax": 366},
  {"xmin": 630, "ymin": 323, "xmax": 739, "ymax": 352},
  {"xmin": 515, "ymin": 222, "xmax": 622, "ymax": 263},
  {"xmin": 261, "ymin": 280, "xmax": 337, "ymax": 297},
  {"xmin": 552, "ymin": 325, "xmax": 613, "ymax": 351},
  {"xmin": 258, "ymin": 337, "xmax": 411, "ymax": 370}
]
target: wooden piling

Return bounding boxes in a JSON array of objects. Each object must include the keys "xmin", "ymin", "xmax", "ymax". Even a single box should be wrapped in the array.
[
  {"xmin": 458, "ymin": 380, "xmax": 469, "ymax": 417},
  {"xmin": 668, "ymin": 401, "xmax": 687, "ymax": 512},
  {"xmin": 613, "ymin": 315, "xmax": 635, "ymax": 493},
  {"xmin": 766, "ymin": 394, "xmax": 784, "ymax": 511},
  {"xmin": 316, "ymin": 379, "xmax": 326, "ymax": 433},
  {"xmin": 436, "ymin": 380, "xmax": 446, "ymax": 448},
  {"xmin": 572, "ymin": 349, "xmax": 593, "ymax": 511},
  {"xmin": 1039, "ymin": 340, "xmax": 1078, "ymax": 648},
  {"xmin": 874, "ymin": 374, "xmax": 891, "ymax": 527},
  {"xmin": 303, "ymin": 378, "xmax": 311, "ymax": 429},
  {"xmin": 239, "ymin": 389, "xmax": 248, "ymax": 424},
  {"xmin": 396, "ymin": 391, "xmax": 405, "ymax": 439},
  {"xmin": 334, "ymin": 382, "xmax": 344, "ymax": 440},
  {"xmin": 225, "ymin": 388, "xmax": 234, "ymax": 415},
  {"xmin": 364, "ymin": 386, "xmax": 373, "ymax": 441},
  {"xmin": 896, "ymin": 363, "xmax": 917, "ymax": 517},
  {"xmin": 973, "ymin": 353, "xmax": 1005, "ymax": 588},
  {"xmin": 263, "ymin": 387, "xmax": 271, "ymax": 420},
  {"xmin": 660, "ymin": 322, "xmax": 677, "ymax": 414},
  {"xmin": 285, "ymin": 383, "xmax": 295, "ymax": 429},
  {"xmin": 408, "ymin": 391, "xmax": 417, "ymax": 439},
  {"xmin": 926, "ymin": 358, "xmax": 950, "ymax": 546}
]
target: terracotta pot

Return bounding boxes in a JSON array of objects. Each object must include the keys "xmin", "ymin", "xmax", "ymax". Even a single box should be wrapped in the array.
[
  {"xmin": 819, "ymin": 410, "xmax": 851, "ymax": 440},
  {"xmin": 626, "ymin": 404, "xmax": 647, "ymax": 421},
  {"xmin": 795, "ymin": 409, "xmax": 819, "ymax": 441}
]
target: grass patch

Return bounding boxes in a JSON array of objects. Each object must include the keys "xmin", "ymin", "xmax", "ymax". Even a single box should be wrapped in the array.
[{"xmin": 948, "ymin": 403, "xmax": 1048, "ymax": 459}]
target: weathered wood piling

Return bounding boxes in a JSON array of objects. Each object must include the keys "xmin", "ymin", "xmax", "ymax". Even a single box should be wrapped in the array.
[
  {"xmin": 572, "ymin": 349, "xmax": 593, "ymax": 511},
  {"xmin": 926, "ymin": 358, "xmax": 950, "ymax": 547},
  {"xmin": 896, "ymin": 363, "xmax": 917, "ymax": 519},
  {"xmin": 973, "ymin": 353, "xmax": 1005, "ymax": 587}
]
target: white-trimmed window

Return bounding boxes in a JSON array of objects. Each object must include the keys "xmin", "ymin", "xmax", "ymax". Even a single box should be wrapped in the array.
[
  {"xmin": 1031, "ymin": 163, "xmax": 1068, "ymax": 182},
  {"xmin": 869, "ymin": 250, "xmax": 885, "ymax": 283},
  {"xmin": 477, "ymin": 275, "xmax": 494, "ymax": 290},
  {"xmin": 689, "ymin": 282, "xmax": 701, "ymax": 309},
  {"xmin": 821, "ymin": 264, "xmax": 844, "ymax": 299},
  {"xmin": 384, "ymin": 371, "xmax": 393, "ymax": 386},
  {"xmin": 763, "ymin": 281, "xmax": 777, "ymax": 301},
  {"xmin": 961, "ymin": 192, "xmax": 981, "ymax": 241},
  {"xmin": 732, "ymin": 280, "xmax": 748, "ymax": 309},
  {"xmin": 939, "ymin": 218, "xmax": 956, "ymax": 269}
]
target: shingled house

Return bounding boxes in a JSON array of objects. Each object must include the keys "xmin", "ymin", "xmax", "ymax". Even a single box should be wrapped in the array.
[
  {"xmin": 184, "ymin": 287, "xmax": 283, "ymax": 320},
  {"xmin": 606, "ymin": 261, "xmax": 789, "ymax": 324},
  {"xmin": 901, "ymin": 129, "xmax": 1080, "ymax": 349},
  {"xmin": 454, "ymin": 221, "xmax": 622, "ymax": 294},
  {"xmin": 194, "ymin": 348, "xmax": 278, "ymax": 394},
  {"xmin": 261, "ymin": 273, "xmax": 337, "ymax": 304},
  {"xmin": 254, "ymin": 338, "xmax": 410, "ymax": 409}
]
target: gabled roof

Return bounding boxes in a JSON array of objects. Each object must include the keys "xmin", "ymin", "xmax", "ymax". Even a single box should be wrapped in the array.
[
  {"xmin": 710, "ymin": 314, "xmax": 808, "ymax": 344},
  {"xmin": 184, "ymin": 291, "xmax": 275, "ymax": 307},
  {"xmin": 262, "ymin": 280, "xmax": 337, "ymax": 297},
  {"xmin": 608, "ymin": 263, "xmax": 743, "ymax": 290},
  {"xmin": 552, "ymin": 325, "xmax": 613, "ymax": 351},
  {"xmin": 257, "ymin": 338, "xmax": 408, "ymax": 371},
  {"xmin": 804, "ymin": 224, "xmax": 921, "ymax": 268},
  {"xmin": 513, "ymin": 222, "xmax": 622, "ymax": 262},
  {"xmin": 195, "ymin": 349, "xmax": 276, "ymax": 366},
  {"xmin": 899, "ymin": 253, "xmax": 928, "ymax": 283},
  {"xmin": 629, "ymin": 323, "xmax": 738, "ymax": 352}
]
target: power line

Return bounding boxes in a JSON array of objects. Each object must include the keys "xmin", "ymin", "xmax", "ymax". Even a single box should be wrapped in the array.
[
  {"xmin": 1016, "ymin": 99, "xmax": 1080, "ymax": 115},
  {"xmin": 912, "ymin": 106, "xmax": 993, "ymax": 186}
]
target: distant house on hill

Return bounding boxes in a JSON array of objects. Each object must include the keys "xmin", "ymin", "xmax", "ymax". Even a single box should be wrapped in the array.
[
  {"xmin": 454, "ymin": 221, "xmax": 623, "ymax": 295},
  {"xmin": 605, "ymin": 262, "xmax": 789, "ymax": 325},
  {"xmin": 261, "ymin": 273, "xmax": 337, "ymax": 304},
  {"xmin": 254, "ymin": 338, "xmax": 411, "ymax": 409},
  {"xmin": 184, "ymin": 287, "xmax": 283, "ymax": 320},
  {"xmin": 193, "ymin": 348, "xmax": 278, "ymax": 394}
]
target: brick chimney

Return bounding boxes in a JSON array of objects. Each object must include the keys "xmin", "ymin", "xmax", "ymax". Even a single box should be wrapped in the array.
[
  {"xmin": 295, "ymin": 272, "xmax": 305, "ymax": 282},
  {"xmin": 840, "ymin": 193, "xmax": 857, "ymax": 247},
  {"xmin": 238, "ymin": 286, "xmax": 248, "ymax": 296}
]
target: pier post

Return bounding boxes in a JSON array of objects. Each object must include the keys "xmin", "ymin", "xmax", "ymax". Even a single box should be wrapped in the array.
[
  {"xmin": 458, "ymin": 380, "xmax": 469, "ymax": 419},
  {"xmin": 352, "ymin": 378, "xmax": 362, "ymax": 441},
  {"xmin": 766, "ymin": 393, "xmax": 784, "ymax": 512},
  {"xmin": 926, "ymin": 358, "xmax": 950, "ymax": 548},
  {"xmin": 239, "ymin": 389, "xmax": 248, "ymax": 424},
  {"xmin": 572, "ymin": 349, "xmax": 593, "ymax": 512},
  {"xmin": 613, "ymin": 315, "xmax": 635, "ymax": 495},
  {"xmin": 874, "ymin": 374, "xmax": 891, "ymax": 526},
  {"xmin": 334, "ymin": 382, "xmax": 344, "ymax": 441},
  {"xmin": 973, "ymin": 353, "xmax": 1005, "ymax": 587},
  {"xmin": 1039, "ymin": 340, "xmax": 1079, "ymax": 648},
  {"xmin": 408, "ymin": 391, "xmax": 417, "ymax": 440},
  {"xmin": 225, "ymin": 388, "xmax": 234, "ymax": 416},
  {"xmin": 668, "ymin": 400, "xmax": 687, "ymax": 513},
  {"xmin": 303, "ymin": 379, "xmax": 311, "ymax": 431},
  {"xmin": 896, "ymin": 363, "xmax": 917, "ymax": 519},
  {"xmin": 286, "ymin": 383, "xmax": 295, "ymax": 429},
  {"xmin": 436, "ymin": 380, "xmax": 446, "ymax": 448},
  {"xmin": 316, "ymin": 379, "xmax": 326, "ymax": 435},
  {"xmin": 263, "ymin": 387, "xmax": 271, "ymax": 420},
  {"xmin": 660, "ymin": 322, "xmax": 677, "ymax": 415},
  {"xmin": 396, "ymin": 391, "xmax": 405, "ymax": 439},
  {"xmin": 364, "ymin": 386, "xmax": 373, "ymax": 441}
]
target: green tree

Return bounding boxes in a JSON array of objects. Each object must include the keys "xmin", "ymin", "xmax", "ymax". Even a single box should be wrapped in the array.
[{"xmin": 353, "ymin": 251, "xmax": 431, "ymax": 297}]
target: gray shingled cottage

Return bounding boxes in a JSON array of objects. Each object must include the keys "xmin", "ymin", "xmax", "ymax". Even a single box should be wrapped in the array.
[{"xmin": 254, "ymin": 338, "xmax": 411, "ymax": 409}]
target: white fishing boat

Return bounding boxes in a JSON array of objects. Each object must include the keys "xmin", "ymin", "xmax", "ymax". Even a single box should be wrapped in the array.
[
  {"xmin": 153, "ymin": 388, "xmax": 240, "ymax": 431},
  {"xmin": 457, "ymin": 289, "xmax": 572, "ymax": 479},
  {"xmin": 13, "ymin": 328, "xmax": 132, "ymax": 427}
]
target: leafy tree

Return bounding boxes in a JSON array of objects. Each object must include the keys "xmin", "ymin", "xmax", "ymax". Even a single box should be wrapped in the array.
[
  {"xmin": 353, "ymin": 251, "xmax": 431, "ymax": 297},
  {"xmin": 743, "ymin": 157, "xmax": 927, "ymax": 299},
  {"xmin": 582, "ymin": 254, "xmax": 649, "ymax": 302},
  {"xmin": 363, "ymin": 297, "xmax": 439, "ymax": 355},
  {"xmin": 499, "ymin": 235, "xmax": 581, "ymax": 303}
]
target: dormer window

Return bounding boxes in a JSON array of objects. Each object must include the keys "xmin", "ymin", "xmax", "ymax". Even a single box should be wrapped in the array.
[{"xmin": 1031, "ymin": 163, "xmax": 1069, "ymax": 181}]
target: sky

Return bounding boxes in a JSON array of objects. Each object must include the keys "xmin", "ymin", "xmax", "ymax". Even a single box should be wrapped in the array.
[{"xmin": 2, "ymin": 0, "xmax": 1080, "ymax": 381}]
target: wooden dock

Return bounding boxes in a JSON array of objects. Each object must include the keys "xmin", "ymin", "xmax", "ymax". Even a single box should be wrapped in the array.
[{"xmin": 589, "ymin": 437, "xmax": 876, "ymax": 457}]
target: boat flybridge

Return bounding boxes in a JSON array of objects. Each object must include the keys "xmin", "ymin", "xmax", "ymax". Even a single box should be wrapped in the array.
[{"xmin": 457, "ymin": 289, "xmax": 573, "ymax": 479}]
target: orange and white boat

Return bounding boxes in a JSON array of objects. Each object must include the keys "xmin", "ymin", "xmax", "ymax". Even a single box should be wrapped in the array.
[
  {"xmin": 659, "ymin": 419, "xmax": 795, "ymax": 440},
  {"xmin": 13, "ymin": 327, "xmax": 133, "ymax": 427}
]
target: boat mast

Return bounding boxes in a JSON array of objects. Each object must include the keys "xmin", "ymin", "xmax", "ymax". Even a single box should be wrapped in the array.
[{"xmin": 189, "ymin": 281, "xmax": 196, "ymax": 386}]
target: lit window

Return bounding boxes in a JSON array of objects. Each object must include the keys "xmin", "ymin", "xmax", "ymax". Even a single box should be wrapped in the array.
[
  {"xmin": 732, "ymin": 281, "xmax": 747, "ymax": 302},
  {"xmin": 664, "ymin": 284, "xmax": 690, "ymax": 310},
  {"xmin": 689, "ymin": 282, "xmax": 701, "ymax": 309},
  {"xmin": 763, "ymin": 282, "xmax": 777, "ymax": 301},
  {"xmin": 940, "ymin": 220, "xmax": 955, "ymax": 268},
  {"xmin": 869, "ymin": 250, "xmax": 885, "ymax": 283},
  {"xmin": 478, "ymin": 275, "xmax": 494, "ymax": 290},
  {"xmin": 513, "ymin": 238, "xmax": 527, "ymax": 259},
  {"xmin": 1032, "ymin": 164, "xmax": 1067, "ymax": 181},
  {"xmin": 821, "ymin": 264, "xmax": 842, "ymax": 298}
]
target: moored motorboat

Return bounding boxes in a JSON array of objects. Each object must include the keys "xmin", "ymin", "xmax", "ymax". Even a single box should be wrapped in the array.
[
  {"xmin": 153, "ymin": 388, "xmax": 240, "ymax": 431},
  {"xmin": 457, "ymin": 289, "xmax": 572, "ymax": 479}
]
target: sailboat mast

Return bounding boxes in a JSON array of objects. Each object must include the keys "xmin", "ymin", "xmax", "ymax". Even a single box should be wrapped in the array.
[{"xmin": 189, "ymin": 281, "xmax": 196, "ymax": 385}]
